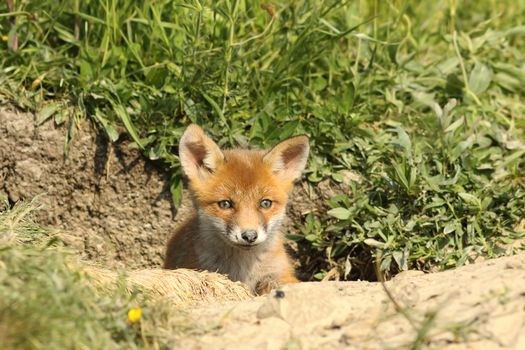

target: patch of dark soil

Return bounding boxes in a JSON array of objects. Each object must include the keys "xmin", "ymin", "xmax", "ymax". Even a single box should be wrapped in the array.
[{"xmin": 0, "ymin": 106, "xmax": 193, "ymax": 269}]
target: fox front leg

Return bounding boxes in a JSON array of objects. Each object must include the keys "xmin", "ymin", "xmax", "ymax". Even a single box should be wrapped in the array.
[{"xmin": 255, "ymin": 275, "xmax": 281, "ymax": 295}]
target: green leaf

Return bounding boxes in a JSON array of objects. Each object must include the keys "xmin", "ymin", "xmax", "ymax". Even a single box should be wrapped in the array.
[
  {"xmin": 112, "ymin": 103, "xmax": 143, "ymax": 148},
  {"xmin": 79, "ymin": 60, "xmax": 94, "ymax": 81},
  {"xmin": 444, "ymin": 222, "xmax": 456, "ymax": 234},
  {"xmin": 93, "ymin": 110, "xmax": 119, "ymax": 142},
  {"xmin": 170, "ymin": 177, "xmax": 183, "ymax": 207},
  {"xmin": 279, "ymin": 120, "xmax": 300, "ymax": 140},
  {"xmin": 504, "ymin": 25, "xmax": 525, "ymax": 36},
  {"xmin": 390, "ymin": 127, "xmax": 412, "ymax": 156},
  {"xmin": 201, "ymin": 91, "xmax": 225, "ymax": 123},
  {"xmin": 436, "ymin": 57, "xmax": 459, "ymax": 74},
  {"xmin": 468, "ymin": 63, "xmax": 492, "ymax": 95},
  {"xmin": 458, "ymin": 192, "xmax": 481, "ymax": 208},
  {"xmin": 327, "ymin": 207, "xmax": 351, "ymax": 220},
  {"xmin": 392, "ymin": 250, "xmax": 408, "ymax": 271},
  {"xmin": 313, "ymin": 272, "xmax": 326, "ymax": 281},
  {"xmin": 37, "ymin": 103, "xmax": 61, "ymax": 125},
  {"xmin": 331, "ymin": 172, "xmax": 344, "ymax": 182},
  {"xmin": 54, "ymin": 109, "xmax": 66, "ymax": 125},
  {"xmin": 364, "ymin": 238, "xmax": 385, "ymax": 248},
  {"xmin": 305, "ymin": 234, "xmax": 318, "ymax": 242},
  {"xmin": 493, "ymin": 62, "xmax": 525, "ymax": 85},
  {"xmin": 148, "ymin": 144, "xmax": 164, "ymax": 160},
  {"xmin": 380, "ymin": 254, "xmax": 392, "ymax": 271},
  {"xmin": 444, "ymin": 117, "xmax": 464, "ymax": 133}
]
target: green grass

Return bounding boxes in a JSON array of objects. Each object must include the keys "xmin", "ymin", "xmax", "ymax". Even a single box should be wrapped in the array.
[
  {"xmin": 1, "ymin": 0, "xmax": 525, "ymax": 280},
  {"xmin": 0, "ymin": 198, "xmax": 191, "ymax": 349}
]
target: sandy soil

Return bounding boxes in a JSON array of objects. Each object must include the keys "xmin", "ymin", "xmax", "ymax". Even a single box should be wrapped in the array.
[{"xmin": 180, "ymin": 251, "xmax": 525, "ymax": 349}]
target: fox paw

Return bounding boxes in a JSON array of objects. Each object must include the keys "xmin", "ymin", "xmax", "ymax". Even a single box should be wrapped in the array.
[{"xmin": 255, "ymin": 275, "xmax": 280, "ymax": 295}]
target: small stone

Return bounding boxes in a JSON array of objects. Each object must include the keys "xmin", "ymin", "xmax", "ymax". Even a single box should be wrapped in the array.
[{"xmin": 275, "ymin": 290, "xmax": 285, "ymax": 299}]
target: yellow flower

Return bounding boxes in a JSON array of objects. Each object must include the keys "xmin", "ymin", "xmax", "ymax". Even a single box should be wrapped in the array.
[
  {"xmin": 127, "ymin": 307, "xmax": 142, "ymax": 324},
  {"xmin": 1, "ymin": 35, "xmax": 7, "ymax": 42}
]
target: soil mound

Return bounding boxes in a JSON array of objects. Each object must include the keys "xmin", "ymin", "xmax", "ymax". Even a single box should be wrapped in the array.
[{"xmin": 181, "ymin": 251, "xmax": 525, "ymax": 349}]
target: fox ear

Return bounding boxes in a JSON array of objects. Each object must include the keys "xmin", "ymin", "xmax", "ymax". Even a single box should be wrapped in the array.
[
  {"xmin": 179, "ymin": 124, "xmax": 224, "ymax": 180},
  {"xmin": 264, "ymin": 135, "xmax": 309, "ymax": 182}
]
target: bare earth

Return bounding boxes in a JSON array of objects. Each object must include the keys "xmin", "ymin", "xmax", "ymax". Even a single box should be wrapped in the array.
[
  {"xmin": 2, "ymin": 106, "xmax": 525, "ymax": 349},
  {"xmin": 181, "ymin": 252, "xmax": 525, "ymax": 350},
  {"xmin": 0, "ymin": 106, "xmax": 186, "ymax": 268}
]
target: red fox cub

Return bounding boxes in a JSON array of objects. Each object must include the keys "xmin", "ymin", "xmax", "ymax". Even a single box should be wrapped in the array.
[{"xmin": 164, "ymin": 124, "xmax": 309, "ymax": 295}]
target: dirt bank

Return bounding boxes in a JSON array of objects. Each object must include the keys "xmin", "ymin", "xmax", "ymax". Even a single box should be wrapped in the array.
[
  {"xmin": 0, "ymin": 106, "xmax": 184, "ymax": 268},
  {"xmin": 180, "ymin": 251, "xmax": 525, "ymax": 349}
]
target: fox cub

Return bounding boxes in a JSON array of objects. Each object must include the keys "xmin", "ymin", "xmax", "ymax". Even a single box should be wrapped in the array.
[{"xmin": 164, "ymin": 124, "xmax": 309, "ymax": 295}]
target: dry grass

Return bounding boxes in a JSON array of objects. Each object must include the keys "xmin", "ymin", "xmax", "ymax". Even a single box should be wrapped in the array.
[{"xmin": 82, "ymin": 265, "xmax": 253, "ymax": 307}]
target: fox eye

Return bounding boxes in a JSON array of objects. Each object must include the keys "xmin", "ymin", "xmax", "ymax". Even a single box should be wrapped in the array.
[
  {"xmin": 260, "ymin": 199, "xmax": 272, "ymax": 209},
  {"xmin": 218, "ymin": 200, "xmax": 233, "ymax": 209}
]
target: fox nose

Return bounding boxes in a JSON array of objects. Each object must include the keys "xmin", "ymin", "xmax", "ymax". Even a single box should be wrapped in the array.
[{"xmin": 241, "ymin": 230, "xmax": 258, "ymax": 244}]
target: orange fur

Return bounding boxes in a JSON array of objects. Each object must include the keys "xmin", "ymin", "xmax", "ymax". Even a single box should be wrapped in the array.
[{"xmin": 164, "ymin": 125, "xmax": 308, "ymax": 295}]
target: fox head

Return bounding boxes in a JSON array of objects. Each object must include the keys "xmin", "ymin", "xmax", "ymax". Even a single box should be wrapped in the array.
[{"xmin": 179, "ymin": 124, "xmax": 309, "ymax": 249}]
